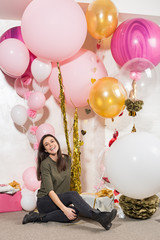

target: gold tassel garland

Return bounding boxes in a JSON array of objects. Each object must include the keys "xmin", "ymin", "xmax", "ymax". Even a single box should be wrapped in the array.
[
  {"xmin": 70, "ymin": 108, "xmax": 82, "ymax": 193},
  {"xmin": 57, "ymin": 62, "xmax": 72, "ymax": 157},
  {"xmin": 119, "ymin": 195, "xmax": 159, "ymax": 219},
  {"xmin": 125, "ymin": 99, "xmax": 144, "ymax": 117}
]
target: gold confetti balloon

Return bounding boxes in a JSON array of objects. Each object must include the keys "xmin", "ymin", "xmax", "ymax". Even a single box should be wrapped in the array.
[
  {"xmin": 89, "ymin": 77, "xmax": 127, "ymax": 118},
  {"xmin": 85, "ymin": 0, "xmax": 118, "ymax": 40}
]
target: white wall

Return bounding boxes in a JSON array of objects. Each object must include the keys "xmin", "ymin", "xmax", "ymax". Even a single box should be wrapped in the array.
[
  {"xmin": 0, "ymin": 0, "xmax": 160, "ymax": 193},
  {"xmin": 79, "ymin": 0, "xmax": 160, "ymax": 18}
]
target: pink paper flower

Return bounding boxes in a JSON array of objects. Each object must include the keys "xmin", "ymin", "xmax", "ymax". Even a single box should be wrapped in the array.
[
  {"xmin": 30, "ymin": 126, "xmax": 38, "ymax": 135},
  {"xmin": 33, "ymin": 143, "xmax": 39, "ymax": 150},
  {"xmin": 27, "ymin": 109, "xmax": 37, "ymax": 119}
]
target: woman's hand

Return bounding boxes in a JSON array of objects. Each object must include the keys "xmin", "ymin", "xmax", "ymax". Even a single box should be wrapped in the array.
[
  {"xmin": 48, "ymin": 191, "xmax": 77, "ymax": 220},
  {"xmin": 63, "ymin": 207, "xmax": 77, "ymax": 220}
]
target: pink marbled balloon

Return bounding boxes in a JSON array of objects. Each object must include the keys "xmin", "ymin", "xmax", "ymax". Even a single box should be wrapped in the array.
[
  {"xmin": 0, "ymin": 26, "xmax": 24, "ymax": 43},
  {"xmin": 111, "ymin": 18, "xmax": 160, "ymax": 67}
]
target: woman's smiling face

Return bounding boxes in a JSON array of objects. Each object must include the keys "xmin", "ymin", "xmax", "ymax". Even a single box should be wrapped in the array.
[{"xmin": 43, "ymin": 136, "xmax": 59, "ymax": 155}]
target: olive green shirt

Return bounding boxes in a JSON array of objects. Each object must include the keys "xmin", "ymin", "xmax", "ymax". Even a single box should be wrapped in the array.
[{"xmin": 37, "ymin": 155, "xmax": 71, "ymax": 198}]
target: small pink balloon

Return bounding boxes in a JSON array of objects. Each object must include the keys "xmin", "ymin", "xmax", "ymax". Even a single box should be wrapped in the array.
[
  {"xmin": 27, "ymin": 91, "xmax": 46, "ymax": 111},
  {"xmin": 21, "ymin": 0, "xmax": 87, "ymax": 62},
  {"xmin": 36, "ymin": 123, "xmax": 55, "ymax": 143},
  {"xmin": 48, "ymin": 48, "xmax": 107, "ymax": 107},
  {"xmin": 0, "ymin": 38, "xmax": 30, "ymax": 77},
  {"xmin": 22, "ymin": 167, "xmax": 40, "ymax": 191}
]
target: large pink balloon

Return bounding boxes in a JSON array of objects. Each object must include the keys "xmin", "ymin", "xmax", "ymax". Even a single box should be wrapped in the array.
[
  {"xmin": 21, "ymin": 0, "xmax": 87, "ymax": 62},
  {"xmin": 0, "ymin": 26, "xmax": 36, "ymax": 77},
  {"xmin": 0, "ymin": 39, "xmax": 30, "ymax": 77},
  {"xmin": 111, "ymin": 18, "xmax": 160, "ymax": 67},
  {"xmin": 48, "ymin": 49, "xmax": 108, "ymax": 107},
  {"xmin": 36, "ymin": 123, "xmax": 55, "ymax": 143},
  {"xmin": 23, "ymin": 167, "xmax": 40, "ymax": 191}
]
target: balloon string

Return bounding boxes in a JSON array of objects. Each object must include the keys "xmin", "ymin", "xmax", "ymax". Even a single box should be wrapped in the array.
[
  {"xmin": 21, "ymin": 125, "xmax": 27, "ymax": 134},
  {"xmin": 129, "ymin": 80, "xmax": 137, "ymax": 102},
  {"xmin": 57, "ymin": 62, "xmax": 72, "ymax": 157}
]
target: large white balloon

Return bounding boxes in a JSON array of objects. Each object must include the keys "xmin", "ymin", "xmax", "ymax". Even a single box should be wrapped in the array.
[
  {"xmin": 106, "ymin": 132, "xmax": 160, "ymax": 199},
  {"xmin": 11, "ymin": 104, "xmax": 28, "ymax": 126}
]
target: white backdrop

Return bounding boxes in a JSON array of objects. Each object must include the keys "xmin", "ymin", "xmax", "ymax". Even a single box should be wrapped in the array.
[{"xmin": 0, "ymin": 1, "xmax": 160, "ymax": 192}]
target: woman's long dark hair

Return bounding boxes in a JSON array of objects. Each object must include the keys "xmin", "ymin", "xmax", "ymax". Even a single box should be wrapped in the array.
[{"xmin": 37, "ymin": 134, "xmax": 67, "ymax": 180}]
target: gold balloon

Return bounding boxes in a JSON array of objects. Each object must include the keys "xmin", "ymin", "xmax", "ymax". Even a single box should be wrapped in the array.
[
  {"xmin": 89, "ymin": 77, "xmax": 127, "ymax": 118},
  {"xmin": 85, "ymin": 0, "xmax": 118, "ymax": 40}
]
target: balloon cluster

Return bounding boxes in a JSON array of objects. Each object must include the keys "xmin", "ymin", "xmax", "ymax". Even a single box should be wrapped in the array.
[
  {"xmin": 1, "ymin": 0, "xmax": 160, "ymax": 206},
  {"xmin": 0, "ymin": 0, "xmax": 108, "ymax": 210}
]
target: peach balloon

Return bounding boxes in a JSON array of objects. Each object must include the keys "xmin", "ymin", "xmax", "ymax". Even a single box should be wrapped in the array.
[
  {"xmin": 86, "ymin": 0, "xmax": 118, "ymax": 40},
  {"xmin": 89, "ymin": 77, "xmax": 127, "ymax": 118},
  {"xmin": 48, "ymin": 48, "xmax": 107, "ymax": 108}
]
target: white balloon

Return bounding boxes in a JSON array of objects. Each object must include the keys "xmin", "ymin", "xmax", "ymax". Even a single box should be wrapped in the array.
[
  {"xmin": 31, "ymin": 58, "xmax": 52, "ymax": 82},
  {"xmin": 34, "ymin": 189, "xmax": 38, "ymax": 198},
  {"xmin": 21, "ymin": 195, "xmax": 37, "ymax": 211},
  {"xmin": 11, "ymin": 104, "xmax": 28, "ymax": 126},
  {"xmin": 27, "ymin": 128, "xmax": 37, "ymax": 145},
  {"xmin": 106, "ymin": 132, "xmax": 160, "ymax": 199},
  {"xmin": 21, "ymin": 188, "xmax": 35, "ymax": 197},
  {"xmin": 32, "ymin": 78, "xmax": 49, "ymax": 94}
]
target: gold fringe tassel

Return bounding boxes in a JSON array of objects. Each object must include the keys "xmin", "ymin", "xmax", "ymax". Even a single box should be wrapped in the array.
[
  {"xmin": 57, "ymin": 62, "xmax": 72, "ymax": 157},
  {"xmin": 70, "ymin": 108, "xmax": 82, "ymax": 193}
]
